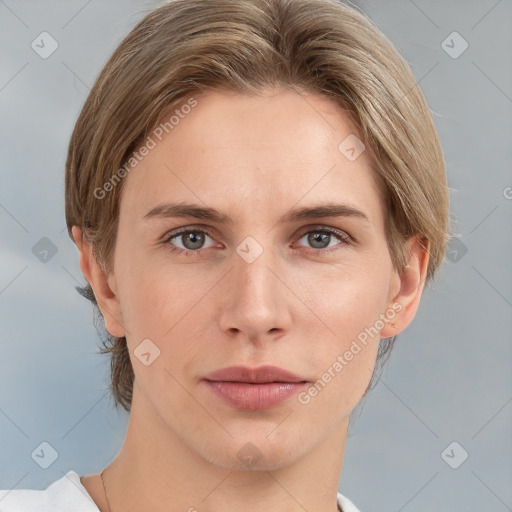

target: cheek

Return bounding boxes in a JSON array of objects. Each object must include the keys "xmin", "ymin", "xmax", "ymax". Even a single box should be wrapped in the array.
[
  {"xmin": 115, "ymin": 253, "xmax": 218, "ymax": 375},
  {"xmin": 116, "ymin": 262, "xmax": 201, "ymax": 402},
  {"xmin": 301, "ymin": 268, "xmax": 391, "ymax": 394},
  {"xmin": 113, "ymin": 240, "xmax": 185, "ymax": 327},
  {"xmin": 306, "ymin": 264, "xmax": 393, "ymax": 342}
]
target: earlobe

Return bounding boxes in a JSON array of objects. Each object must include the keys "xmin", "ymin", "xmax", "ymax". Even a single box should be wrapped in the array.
[
  {"xmin": 380, "ymin": 236, "xmax": 430, "ymax": 338},
  {"xmin": 107, "ymin": 274, "xmax": 118, "ymax": 295},
  {"xmin": 71, "ymin": 226, "xmax": 126, "ymax": 338}
]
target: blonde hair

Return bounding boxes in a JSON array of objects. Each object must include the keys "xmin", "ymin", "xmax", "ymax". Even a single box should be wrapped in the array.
[{"xmin": 65, "ymin": 0, "xmax": 451, "ymax": 412}]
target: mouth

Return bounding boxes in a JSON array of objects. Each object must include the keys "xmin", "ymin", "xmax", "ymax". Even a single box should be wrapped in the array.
[{"xmin": 202, "ymin": 365, "xmax": 308, "ymax": 410}]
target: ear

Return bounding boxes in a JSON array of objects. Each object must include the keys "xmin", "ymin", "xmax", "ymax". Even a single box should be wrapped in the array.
[
  {"xmin": 71, "ymin": 226, "xmax": 126, "ymax": 338},
  {"xmin": 380, "ymin": 236, "xmax": 430, "ymax": 338}
]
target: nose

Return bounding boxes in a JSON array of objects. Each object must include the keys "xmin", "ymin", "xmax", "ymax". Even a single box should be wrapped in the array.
[{"xmin": 217, "ymin": 244, "xmax": 292, "ymax": 345}]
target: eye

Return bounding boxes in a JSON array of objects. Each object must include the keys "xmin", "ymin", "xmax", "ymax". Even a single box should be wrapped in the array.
[
  {"xmin": 163, "ymin": 228, "xmax": 218, "ymax": 257},
  {"xmin": 162, "ymin": 225, "xmax": 353, "ymax": 258},
  {"xmin": 295, "ymin": 226, "xmax": 352, "ymax": 254}
]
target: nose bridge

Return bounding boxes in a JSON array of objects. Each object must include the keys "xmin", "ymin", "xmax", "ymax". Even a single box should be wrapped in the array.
[
  {"xmin": 237, "ymin": 245, "xmax": 275, "ymax": 303},
  {"xmin": 218, "ymin": 236, "xmax": 289, "ymax": 340}
]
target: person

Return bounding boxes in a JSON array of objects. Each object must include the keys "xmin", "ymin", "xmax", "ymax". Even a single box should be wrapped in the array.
[{"xmin": 0, "ymin": 0, "xmax": 451, "ymax": 510}]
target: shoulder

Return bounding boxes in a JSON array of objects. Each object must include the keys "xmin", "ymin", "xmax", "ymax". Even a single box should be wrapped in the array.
[
  {"xmin": 337, "ymin": 492, "xmax": 362, "ymax": 512},
  {"xmin": 0, "ymin": 470, "xmax": 99, "ymax": 512}
]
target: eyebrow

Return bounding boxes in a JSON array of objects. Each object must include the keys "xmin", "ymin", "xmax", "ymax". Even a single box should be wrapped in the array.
[{"xmin": 141, "ymin": 201, "xmax": 370, "ymax": 225}]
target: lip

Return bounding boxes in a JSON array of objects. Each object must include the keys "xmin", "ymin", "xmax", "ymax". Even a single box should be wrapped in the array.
[
  {"xmin": 202, "ymin": 365, "xmax": 308, "ymax": 410},
  {"xmin": 204, "ymin": 365, "xmax": 306, "ymax": 383}
]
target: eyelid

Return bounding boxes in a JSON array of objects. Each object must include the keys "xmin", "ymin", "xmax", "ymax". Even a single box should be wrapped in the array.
[
  {"xmin": 162, "ymin": 225, "xmax": 220, "ymax": 246},
  {"xmin": 162, "ymin": 224, "xmax": 352, "ymax": 242},
  {"xmin": 293, "ymin": 224, "xmax": 353, "ymax": 243}
]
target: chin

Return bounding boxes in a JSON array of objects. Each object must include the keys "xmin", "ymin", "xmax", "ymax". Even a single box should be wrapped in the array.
[
  {"xmin": 179, "ymin": 422, "xmax": 306, "ymax": 472},
  {"xmin": 202, "ymin": 442, "xmax": 304, "ymax": 472}
]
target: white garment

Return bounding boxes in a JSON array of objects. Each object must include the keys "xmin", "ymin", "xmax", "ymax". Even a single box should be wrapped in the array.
[{"xmin": 0, "ymin": 470, "xmax": 361, "ymax": 511}]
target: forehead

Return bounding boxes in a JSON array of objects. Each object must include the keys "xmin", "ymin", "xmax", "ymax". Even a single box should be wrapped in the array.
[{"xmin": 119, "ymin": 88, "xmax": 385, "ymax": 231}]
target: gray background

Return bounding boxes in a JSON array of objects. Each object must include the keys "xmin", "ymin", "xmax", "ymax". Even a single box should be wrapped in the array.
[{"xmin": 0, "ymin": 0, "xmax": 511, "ymax": 510}]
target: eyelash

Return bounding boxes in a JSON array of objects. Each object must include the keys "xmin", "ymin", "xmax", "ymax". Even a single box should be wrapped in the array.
[{"xmin": 162, "ymin": 225, "xmax": 354, "ymax": 258}]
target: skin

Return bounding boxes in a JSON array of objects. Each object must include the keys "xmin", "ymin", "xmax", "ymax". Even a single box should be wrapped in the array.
[{"xmin": 74, "ymin": 87, "xmax": 429, "ymax": 512}]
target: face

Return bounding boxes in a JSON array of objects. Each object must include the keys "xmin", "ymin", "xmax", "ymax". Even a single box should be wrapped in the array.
[{"xmin": 92, "ymin": 87, "xmax": 418, "ymax": 471}]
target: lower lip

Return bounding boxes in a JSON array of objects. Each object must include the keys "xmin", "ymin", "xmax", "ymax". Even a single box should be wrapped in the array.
[{"xmin": 204, "ymin": 381, "xmax": 307, "ymax": 410}]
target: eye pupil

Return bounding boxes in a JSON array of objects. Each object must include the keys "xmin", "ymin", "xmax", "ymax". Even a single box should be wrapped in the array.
[{"xmin": 308, "ymin": 232, "xmax": 330, "ymax": 249}]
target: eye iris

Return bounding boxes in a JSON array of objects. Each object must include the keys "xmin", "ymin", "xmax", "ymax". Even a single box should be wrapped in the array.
[
  {"xmin": 182, "ymin": 232, "xmax": 204, "ymax": 250},
  {"xmin": 308, "ymin": 232, "xmax": 330, "ymax": 249}
]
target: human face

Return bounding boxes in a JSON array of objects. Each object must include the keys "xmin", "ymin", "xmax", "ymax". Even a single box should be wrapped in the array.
[{"xmin": 107, "ymin": 87, "xmax": 402, "ymax": 470}]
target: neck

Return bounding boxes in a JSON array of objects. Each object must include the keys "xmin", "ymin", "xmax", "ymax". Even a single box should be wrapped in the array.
[{"xmin": 102, "ymin": 388, "xmax": 348, "ymax": 512}]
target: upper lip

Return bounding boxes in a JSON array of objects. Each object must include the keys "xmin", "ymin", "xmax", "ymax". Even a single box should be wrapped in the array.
[{"xmin": 204, "ymin": 365, "xmax": 307, "ymax": 384}]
